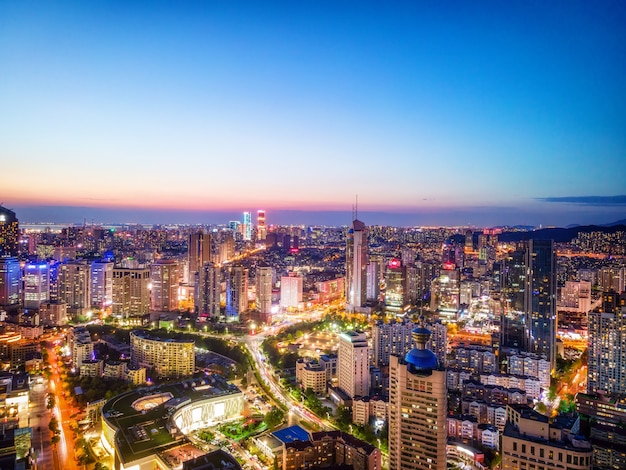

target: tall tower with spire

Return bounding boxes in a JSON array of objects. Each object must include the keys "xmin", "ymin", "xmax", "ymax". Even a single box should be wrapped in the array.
[
  {"xmin": 346, "ymin": 217, "xmax": 368, "ymax": 311},
  {"xmin": 389, "ymin": 321, "xmax": 447, "ymax": 470}
]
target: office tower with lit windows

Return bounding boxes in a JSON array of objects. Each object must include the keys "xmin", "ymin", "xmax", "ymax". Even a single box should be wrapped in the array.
[
  {"xmin": 500, "ymin": 248, "xmax": 527, "ymax": 351},
  {"xmin": 0, "ymin": 206, "xmax": 19, "ymax": 257},
  {"xmin": 242, "ymin": 212, "xmax": 252, "ymax": 241},
  {"xmin": 195, "ymin": 263, "xmax": 220, "ymax": 318},
  {"xmin": 219, "ymin": 230, "xmax": 235, "ymax": 264},
  {"xmin": 598, "ymin": 266, "xmax": 625, "ymax": 294},
  {"xmin": 524, "ymin": 239, "xmax": 557, "ymax": 370},
  {"xmin": 366, "ymin": 261, "xmax": 380, "ymax": 302},
  {"xmin": 57, "ymin": 261, "xmax": 91, "ymax": 316},
  {"xmin": 188, "ymin": 231, "xmax": 213, "ymax": 275},
  {"xmin": 0, "ymin": 257, "xmax": 21, "ymax": 310},
  {"xmin": 384, "ymin": 259, "xmax": 405, "ymax": 315},
  {"xmin": 346, "ymin": 219, "xmax": 368, "ymax": 311},
  {"xmin": 389, "ymin": 326, "xmax": 447, "ymax": 470},
  {"xmin": 587, "ymin": 291, "xmax": 626, "ymax": 395},
  {"xmin": 256, "ymin": 265, "xmax": 273, "ymax": 316},
  {"xmin": 338, "ymin": 331, "xmax": 370, "ymax": 399},
  {"xmin": 225, "ymin": 265, "xmax": 248, "ymax": 322},
  {"xmin": 23, "ymin": 262, "xmax": 50, "ymax": 309},
  {"xmin": 430, "ymin": 264, "xmax": 460, "ymax": 320},
  {"xmin": 280, "ymin": 273, "xmax": 303, "ymax": 309},
  {"xmin": 91, "ymin": 260, "xmax": 113, "ymax": 310},
  {"xmin": 112, "ymin": 268, "xmax": 151, "ymax": 317},
  {"xmin": 150, "ymin": 259, "xmax": 180, "ymax": 311},
  {"xmin": 257, "ymin": 210, "xmax": 266, "ymax": 241}
]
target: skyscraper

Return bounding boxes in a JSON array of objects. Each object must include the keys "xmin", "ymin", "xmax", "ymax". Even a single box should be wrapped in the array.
[
  {"xmin": 242, "ymin": 212, "xmax": 252, "ymax": 241},
  {"xmin": 0, "ymin": 257, "xmax": 21, "ymax": 310},
  {"xmin": 389, "ymin": 325, "xmax": 447, "ymax": 470},
  {"xmin": 524, "ymin": 239, "xmax": 557, "ymax": 370},
  {"xmin": 112, "ymin": 268, "xmax": 151, "ymax": 317},
  {"xmin": 257, "ymin": 210, "xmax": 266, "ymax": 241},
  {"xmin": 587, "ymin": 292, "xmax": 626, "ymax": 395},
  {"xmin": 57, "ymin": 261, "xmax": 91, "ymax": 316},
  {"xmin": 337, "ymin": 331, "xmax": 370, "ymax": 399},
  {"xmin": 150, "ymin": 259, "xmax": 180, "ymax": 312},
  {"xmin": 23, "ymin": 262, "xmax": 50, "ymax": 309},
  {"xmin": 346, "ymin": 219, "xmax": 368, "ymax": 311},
  {"xmin": 280, "ymin": 273, "xmax": 303, "ymax": 309},
  {"xmin": 188, "ymin": 231, "xmax": 212, "ymax": 275},
  {"xmin": 225, "ymin": 265, "xmax": 248, "ymax": 322},
  {"xmin": 91, "ymin": 260, "xmax": 113, "ymax": 309},
  {"xmin": 372, "ymin": 318, "xmax": 414, "ymax": 367},
  {"xmin": 195, "ymin": 263, "xmax": 220, "ymax": 317},
  {"xmin": 256, "ymin": 265, "xmax": 273, "ymax": 316},
  {"xmin": 500, "ymin": 248, "xmax": 527, "ymax": 352},
  {"xmin": 384, "ymin": 259, "xmax": 405, "ymax": 315},
  {"xmin": 0, "ymin": 206, "xmax": 19, "ymax": 257}
]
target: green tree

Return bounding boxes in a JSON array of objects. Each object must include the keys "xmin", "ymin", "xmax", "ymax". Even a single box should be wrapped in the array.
[{"xmin": 264, "ymin": 408, "xmax": 285, "ymax": 429}]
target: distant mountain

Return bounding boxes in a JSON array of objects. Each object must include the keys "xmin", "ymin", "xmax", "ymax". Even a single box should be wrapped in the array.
[
  {"xmin": 600, "ymin": 219, "xmax": 626, "ymax": 227},
  {"xmin": 499, "ymin": 224, "xmax": 626, "ymax": 243}
]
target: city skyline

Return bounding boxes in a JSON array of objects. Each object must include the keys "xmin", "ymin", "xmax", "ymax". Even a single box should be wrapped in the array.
[{"xmin": 1, "ymin": 1, "xmax": 625, "ymax": 226}]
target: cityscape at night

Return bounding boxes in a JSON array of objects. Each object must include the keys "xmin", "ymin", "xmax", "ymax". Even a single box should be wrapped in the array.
[{"xmin": 1, "ymin": 2, "xmax": 626, "ymax": 470}]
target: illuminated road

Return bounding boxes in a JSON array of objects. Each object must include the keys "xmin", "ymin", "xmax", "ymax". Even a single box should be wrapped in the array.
[
  {"xmin": 48, "ymin": 343, "xmax": 79, "ymax": 470},
  {"xmin": 242, "ymin": 331, "xmax": 334, "ymax": 432}
]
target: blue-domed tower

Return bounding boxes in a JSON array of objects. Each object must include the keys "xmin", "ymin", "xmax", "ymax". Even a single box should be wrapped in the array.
[{"xmin": 389, "ymin": 323, "xmax": 447, "ymax": 470}]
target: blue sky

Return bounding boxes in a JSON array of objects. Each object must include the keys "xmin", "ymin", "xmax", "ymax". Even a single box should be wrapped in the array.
[{"xmin": 1, "ymin": 1, "xmax": 625, "ymax": 226}]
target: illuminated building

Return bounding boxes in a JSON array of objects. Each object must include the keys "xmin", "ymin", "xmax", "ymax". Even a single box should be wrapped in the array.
[
  {"xmin": 338, "ymin": 331, "xmax": 370, "ymax": 399},
  {"xmin": 224, "ymin": 265, "xmax": 248, "ymax": 322},
  {"xmin": 188, "ymin": 231, "xmax": 213, "ymax": 275},
  {"xmin": 501, "ymin": 404, "xmax": 592, "ymax": 470},
  {"xmin": 559, "ymin": 280, "xmax": 592, "ymax": 313},
  {"xmin": 242, "ymin": 211, "xmax": 252, "ymax": 241},
  {"xmin": 218, "ymin": 230, "xmax": 235, "ymax": 263},
  {"xmin": 430, "ymin": 263, "xmax": 460, "ymax": 319},
  {"xmin": 150, "ymin": 259, "xmax": 181, "ymax": 311},
  {"xmin": 500, "ymin": 248, "xmax": 526, "ymax": 351},
  {"xmin": 372, "ymin": 317, "xmax": 414, "ymax": 367},
  {"xmin": 384, "ymin": 258, "xmax": 405, "ymax": 315},
  {"xmin": 39, "ymin": 301, "xmax": 68, "ymax": 326},
  {"xmin": 0, "ymin": 206, "xmax": 19, "ymax": 257},
  {"xmin": 90, "ymin": 260, "xmax": 113, "ymax": 309},
  {"xmin": 296, "ymin": 358, "xmax": 327, "ymax": 395},
  {"xmin": 280, "ymin": 273, "xmax": 302, "ymax": 309},
  {"xmin": 57, "ymin": 261, "xmax": 91, "ymax": 317},
  {"xmin": 256, "ymin": 265, "xmax": 273, "ymax": 316},
  {"xmin": 587, "ymin": 292, "xmax": 626, "ymax": 395},
  {"xmin": 366, "ymin": 261, "xmax": 380, "ymax": 301},
  {"xmin": 598, "ymin": 267, "xmax": 626, "ymax": 294},
  {"xmin": 195, "ymin": 263, "xmax": 220, "ymax": 317},
  {"xmin": 389, "ymin": 326, "xmax": 447, "ymax": 470},
  {"xmin": 0, "ymin": 257, "xmax": 21, "ymax": 310},
  {"xmin": 70, "ymin": 326, "xmax": 94, "ymax": 368},
  {"xmin": 257, "ymin": 209, "xmax": 266, "ymax": 241},
  {"xmin": 346, "ymin": 219, "xmax": 369, "ymax": 311},
  {"xmin": 112, "ymin": 267, "xmax": 150, "ymax": 317},
  {"xmin": 130, "ymin": 330, "xmax": 195, "ymax": 378},
  {"xmin": 524, "ymin": 239, "xmax": 557, "ymax": 370},
  {"xmin": 23, "ymin": 262, "xmax": 50, "ymax": 309},
  {"xmin": 101, "ymin": 377, "xmax": 243, "ymax": 470}
]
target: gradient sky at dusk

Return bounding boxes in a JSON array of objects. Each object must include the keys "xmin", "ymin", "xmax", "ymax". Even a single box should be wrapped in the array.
[{"xmin": 1, "ymin": 1, "xmax": 625, "ymax": 226}]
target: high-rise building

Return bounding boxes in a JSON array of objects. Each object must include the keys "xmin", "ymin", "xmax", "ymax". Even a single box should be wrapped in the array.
[
  {"xmin": 559, "ymin": 280, "xmax": 592, "ymax": 313},
  {"xmin": 188, "ymin": 231, "xmax": 213, "ymax": 275},
  {"xmin": 0, "ymin": 257, "xmax": 21, "ymax": 309},
  {"xmin": 524, "ymin": 239, "xmax": 557, "ymax": 370},
  {"xmin": 23, "ymin": 262, "xmax": 50, "ymax": 309},
  {"xmin": 257, "ymin": 210, "xmax": 266, "ymax": 241},
  {"xmin": 501, "ymin": 404, "xmax": 592, "ymax": 470},
  {"xmin": 346, "ymin": 219, "xmax": 368, "ymax": 311},
  {"xmin": 195, "ymin": 263, "xmax": 220, "ymax": 318},
  {"xmin": 0, "ymin": 207, "xmax": 19, "ymax": 257},
  {"xmin": 430, "ymin": 264, "xmax": 460, "ymax": 319},
  {"xmin": 598, "ymin": 267, "xmax": 626, "ymax": 294},
  {"xmin": 225, "ymin": 265, "xmax": 248, "ymax": 322},
  {"xmin": 280, "ymin": 273, "xmax": 303, "ymax": 309},
  {"xmin": 219, "ymin": 231, "xmax": 235, "ymax": 264},
  {"xmin": 372, "ymin": 318, "xmax": 414, "ymax": 367},
  {"xmin": 150, "ymin": 259, "xmax": 180, "ymax": 312},
  {"xmin": 57, "ymin": 262, "xmax": 91, "ymax": 316},
  {"xmin": 587, "ymin": 292, "xmax": 626, "ymax": 395},
  {"xmin": 500, "ymin": 248, "xmax": 527, "ymax": 351},
  {"xmin": 112, "ymin": 268, "xmax": 150, "ymax": 317},
  {"xmin": 366, "ymin": 261, "xmax": 380, "ymax": 302},
  {"xmin": 242, "ymin": 212, "xmax": 252, "ymax": 241},
  {"xmin": 90, "ymin": 260, "xmax": 113, "ymax": 310},
  {"xmin": 256, "ymin": 265, "xmax": 273, "ymax": 315},
  {"xmin": 337, "ymin": 331, "xmax": 370, "ymax": 399},
  {"xmin": 130, "ymin": 330, "xmax": 194, "ymax": 378},
  {"xmin": 389, "ymin": 326, "xmax": 447, "ymax": 470},
  {"xmin": 384, "ymin": 259, "xmax": 405, "ymax": 315}
]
